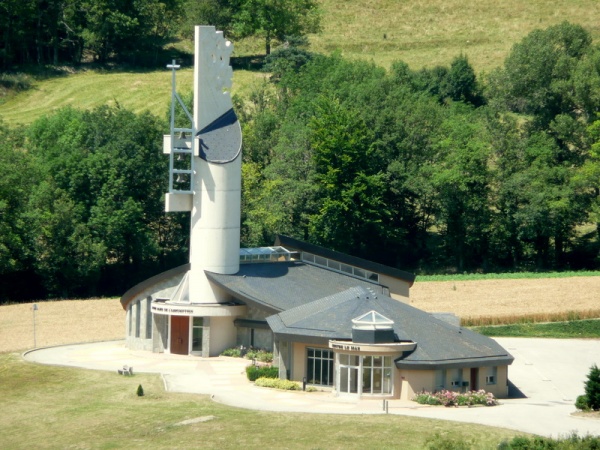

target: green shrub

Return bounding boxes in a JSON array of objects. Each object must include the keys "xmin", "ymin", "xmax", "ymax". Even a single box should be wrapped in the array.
[
  {"xmin": 0, "ymin": 73, "xmax": 32, "ymax": 92},
  {"xmin": 221, "ymin": 347, "xmax": 242, "ymax": 358},
  {"xmin": 255, "ymin": 377, "xmax": 300, "ymax": 390},
  {"xmin": 136, "ymin": 384, "xmax": 144, "ymax": 397},
  {"xmin": 245, "ymin": 349, "xmax": 273, "ymax": 363},
  {"xmin": 245, "ymin": 365, "xmax": 279, "ymax": 381},
  {"xmin": 575, "ymin": 394, "xmax": 590, "ymax": 411},
  {"xmin": 413, "ymin": 392, "xmax": 442, "ymax": 405}
]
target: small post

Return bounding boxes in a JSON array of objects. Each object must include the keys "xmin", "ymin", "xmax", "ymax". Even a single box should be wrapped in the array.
[
  {"xmin": 382, "ymin": 399, "xmax": 386, "ymax": 411},
  {"xmin": 32, "ymin": 303, "xmax": 38, "ymax": 348},
  {"xmin": 386, "ymin": 400, "xmax": 389, "ymax": 414},
  {"xmin": 303, "ymin": 377, "xmax": 307, "ymax": 391}
]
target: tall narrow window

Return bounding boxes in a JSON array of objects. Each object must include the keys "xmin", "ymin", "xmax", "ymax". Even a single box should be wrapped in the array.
[
  {"xmin": 145, "ymin": 297, "xmax": 152, "ymax": 339},
  {"xmin": 306, "ymin": 348, "xmax": 334, "ymax": 386},
  {"xmin": 192, "ymin": 317, "xmax": 203, "ymax": 353},
  {"xmin": 435, "ymin": 369, "xmax": 446, "ymax": 391},
  {"xmin": 135, "ymin": 302, "xmax": 141, "ymax": 338}
]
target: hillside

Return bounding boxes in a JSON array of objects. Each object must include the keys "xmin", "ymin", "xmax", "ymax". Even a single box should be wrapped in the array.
[{"xmin": 2, "ymin": 0, "xmax": 600, "ymax": 125}]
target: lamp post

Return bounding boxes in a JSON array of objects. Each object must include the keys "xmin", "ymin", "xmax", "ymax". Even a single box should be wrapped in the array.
[{"xmin": 32, "ymin": 303, "xmax": 38, "ymax": 348}]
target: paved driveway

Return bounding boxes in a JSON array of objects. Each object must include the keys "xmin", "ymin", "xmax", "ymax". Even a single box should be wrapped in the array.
[{"xmin": 24, "ymin": 337, "xmax": 600, "ymax": 438}]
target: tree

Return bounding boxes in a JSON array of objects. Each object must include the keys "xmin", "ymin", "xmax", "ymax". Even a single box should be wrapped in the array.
[
  {"xmin": 584, "ymin": 364, "xmax": 600, "ymax": 411},
  {"xmin": 262, "ymin": 36, "xmax": 314, "ymax": 81},
  {"xmin": 487, "ymin": 21, "xmax": 592, "ymax": 128},
  {"xmin": 411, "ymin": 55, "xmax": 483, "ymax": 106},
  {"xmin": 24, "ymin": 106, "xmax": 187, "ymax": 297},
  {"xmin": 232, "ymin": 0, "xmax": 321, "ymax": 55},
  {"xmin": 307, "ymin": 96, "xmax": 389, "ymax": 256},
  {"xmin": 181, "ymin": 0, "xmax": 237, "ymax": 37},
  {"xmin": 0, "ymin": 121, "xmax": 34, "ymax": 276},
  {"xmin": 430, "ymin": 106, "xmax": 492, "ymax": 271},
  {"xmin": 581, "ymin": 118, "xmax": 600, "ymax": 247}
]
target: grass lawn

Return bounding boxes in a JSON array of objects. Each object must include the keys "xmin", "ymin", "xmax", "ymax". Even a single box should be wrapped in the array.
[
  {"xmin": 473, "ymin": 319, "xmax": 600, "ymax": 338},
  {"xmin": 0, "ymin": 353, "xmax": 523, "ymax": 449},
  {"xmin": 0, "ymin": 68, "xmax": 265, "ymax": 126}
]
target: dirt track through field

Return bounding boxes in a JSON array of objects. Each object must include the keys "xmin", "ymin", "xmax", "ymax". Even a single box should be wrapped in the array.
[{"xmin": 1, "ymin": 277, "xmax": 599, "ymax": 353}]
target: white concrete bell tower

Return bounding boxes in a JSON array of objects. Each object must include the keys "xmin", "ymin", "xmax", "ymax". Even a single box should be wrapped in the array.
[{"xmin": 160, "ymin": 26, "xmax": 245, "ymax": 355}]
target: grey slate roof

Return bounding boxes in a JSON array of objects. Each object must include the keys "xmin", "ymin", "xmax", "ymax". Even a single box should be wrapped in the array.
[
  {"xmin": 267, "ymin": 286, "xmax": 514, "ymax": 370},
  {"xmin": 205, "ymin": 261, "xmax": 386, "ymax": 313}
]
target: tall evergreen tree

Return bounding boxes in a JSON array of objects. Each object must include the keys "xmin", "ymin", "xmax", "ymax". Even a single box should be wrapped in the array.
[{"xmin": 584, "ymin": 364, "xmax": 600, "ymax": 411}]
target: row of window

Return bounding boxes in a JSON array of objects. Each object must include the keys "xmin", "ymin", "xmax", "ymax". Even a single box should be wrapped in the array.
[
  {"xmin": 301, "ymin": 253, "xmax": 380, "ymax": 283},
  {"xmin": 306, "ymin": 348, "xmax": 393, "ymax": 395},
  {"xmin": 239, "ymin": 246, "xmax": 296, "ymax": 263}
]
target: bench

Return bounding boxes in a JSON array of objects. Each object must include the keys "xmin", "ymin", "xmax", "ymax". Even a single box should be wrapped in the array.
[{"xmin": 117, "ymin": 365, "xmax": 133, "ymax": 376}]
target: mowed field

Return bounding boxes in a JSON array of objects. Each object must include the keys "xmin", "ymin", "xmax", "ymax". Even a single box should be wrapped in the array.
[{"xmin": 2, "ymin": 276, "xmax": 599, "ymax": 354}]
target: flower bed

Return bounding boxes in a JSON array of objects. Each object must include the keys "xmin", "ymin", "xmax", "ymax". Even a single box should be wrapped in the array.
[{"xmin": 412, "ymin": 389, "xmax": 498, "ymax": 407}]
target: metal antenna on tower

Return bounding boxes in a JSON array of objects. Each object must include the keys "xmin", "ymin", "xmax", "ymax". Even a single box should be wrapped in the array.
[{"xmin": 166, "ymin": 59, "xmax": 194, "ymax": 194}]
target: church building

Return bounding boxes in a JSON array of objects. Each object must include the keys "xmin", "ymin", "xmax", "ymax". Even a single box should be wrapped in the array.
[{"xmin": 120, "ymin": 26, "xmax": 513, "ymax": 401}]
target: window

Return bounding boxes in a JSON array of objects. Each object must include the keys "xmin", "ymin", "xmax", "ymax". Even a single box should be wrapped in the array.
[
  {"xmin": 449, "ymin": 368, "xmax": 462, "ymax": 387},
  {"xmin": 192, "ymin": 317, "xmax": 203, "ymax": 353},
  {"xmin": 315, "ymin": 255, "xmax": 327, "ymax": 267},
  {"xmin": 128, "ymin": 307, "xmax": 132, "ymax": 336},
  {"xmin": 145, "ymin": 297, "xmax": 152, "ymax": 339},
  {"xmin": 486, "ymin": 366, "xmax": 497, "ymax": 385},
  {"xmin": 328, "ymin": 260, "xmax": 341, "ymax": 271},
  {"xmin": 353, "ymin": 267, "xmax": 365, "ymax": 278},
  {"xmin": 135, "ymin": 302, "xmax": 141, "ymax": 338},
  {"xmin": 435, "ymin": 369, "xmax": 446, "ymax": 391},
  {"xmin": 340, "ymin": 264, "xmax": 353, "ymax": 274},
  {"xmin": 362, "ymin": 355, "xmax": 393, "ymax": 395},
  {"xmin": 307, "ymin": 348, "xmax": 334, "ymax": 386},
  {"xmin": 301, "ymin": 253, "xmax": 381, "ymax": 284},
  {"xmin": 303, "ymin": 252, "xmax": 315, "ymax": 263}
]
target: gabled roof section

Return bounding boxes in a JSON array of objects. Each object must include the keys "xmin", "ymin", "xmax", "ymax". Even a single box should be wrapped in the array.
[
  {"xmin": 275, "ymin": 235, "xmax": 416, "ymax": 286},
  {"xmin": 266, "ymin": 286, "xmax": 514, "ymax": 370}
]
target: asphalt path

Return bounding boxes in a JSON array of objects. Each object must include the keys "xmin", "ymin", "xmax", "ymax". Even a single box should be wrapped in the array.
[{"xmin": 23, "ymin": 337, "xmax": 600, "ymax": 438}]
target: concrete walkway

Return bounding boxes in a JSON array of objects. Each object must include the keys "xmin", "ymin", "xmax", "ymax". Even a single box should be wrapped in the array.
[{"xmin": 23, "ymin": 338, "xmax": 600, "ymax": 438}]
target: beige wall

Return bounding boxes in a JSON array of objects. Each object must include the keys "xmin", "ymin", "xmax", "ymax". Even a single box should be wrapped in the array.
[
  {"xmin": 398, "ymin": 369, "xmax": 436, "ymax": 401},
  {"xmin": 291, "ymin": 342, "xmax": 309, "ymax": 381},
  {"xmin": 209, "ymin": 316, "xmax": 237, "ymax": 356},
  {"xmin": 379, "ymin": 274, "xmax": 411, "ymax": 301},
  {"xmin": 487, "ymin": 365, "xmax": 509, "ymax": 398}
]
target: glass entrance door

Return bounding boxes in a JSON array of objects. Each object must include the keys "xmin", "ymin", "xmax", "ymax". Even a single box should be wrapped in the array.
[{"xmin": 338, "ymin": 354, "xmax": 360, "ymax": 394}]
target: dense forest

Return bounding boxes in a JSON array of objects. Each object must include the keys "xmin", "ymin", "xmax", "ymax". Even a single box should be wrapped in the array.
[
  {"xmin": 1, "ymin": 20, "xmax": 600, "ymax": 302},
  {"xmin": 0, "ymin": 0, "xmax": 319, "ymax": 68}
]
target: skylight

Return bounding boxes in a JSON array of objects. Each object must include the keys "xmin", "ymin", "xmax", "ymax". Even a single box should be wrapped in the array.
[{"xmin": 352, "ymin": 310, "xmax": 394, "ymax": 330}]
